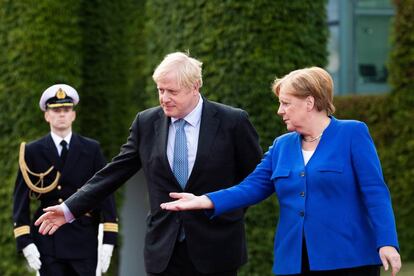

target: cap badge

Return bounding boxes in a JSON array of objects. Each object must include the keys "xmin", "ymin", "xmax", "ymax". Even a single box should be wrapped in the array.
[{"xmin": 56, "ymin": 88, "xmax": 66, "ymax": 99}]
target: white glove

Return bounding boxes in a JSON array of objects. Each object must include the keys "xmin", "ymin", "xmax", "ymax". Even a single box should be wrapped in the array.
[
  {"xmin": 22, "ymin": 243, "xmax": 42, "ymax": 271},
  {"xmin": 100, "ymin": 244, "xmax": 114, "ymax": 273}
]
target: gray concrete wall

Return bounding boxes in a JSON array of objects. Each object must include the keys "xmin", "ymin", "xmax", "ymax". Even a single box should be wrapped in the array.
[{"xmin": 119, "ymin": 170, "xmax": 149, "ymax": 276}]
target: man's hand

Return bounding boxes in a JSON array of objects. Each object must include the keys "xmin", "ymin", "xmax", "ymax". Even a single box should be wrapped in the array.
[
  {"xmin": 379, "ymin": 246, "xmax": 402, "ymax": 276},
  {"xmin": 22, "ymin": 243, "xmax": 41, "ymax": 271},
  {"xmin": 160, "ymin": 193, "xmax": 214, "ymax": 211},
  {"xmin": 34, "ymin": 205, "xmax": 67, "ymax": 235},
  {"xmin": 100, "ymin": 244, "xmax": 114, "ymax": 273}
]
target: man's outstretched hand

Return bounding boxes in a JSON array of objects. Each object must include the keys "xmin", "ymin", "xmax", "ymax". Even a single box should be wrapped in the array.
[{"xmin": 34, "ymin": 205, "xmax": 67, "ymax": 235}]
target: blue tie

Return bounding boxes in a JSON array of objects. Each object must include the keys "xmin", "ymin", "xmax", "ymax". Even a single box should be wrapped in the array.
[{"xmin": 173, "ymin": 119, "xmax": 188, "ymax": 189}]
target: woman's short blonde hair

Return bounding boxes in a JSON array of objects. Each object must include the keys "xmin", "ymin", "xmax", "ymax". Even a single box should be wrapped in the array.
[
  {"xmin": 152, "ymin": 52, "xmax": 203, "ymax": 89},
  {"xmin": 272, "ymin": 67, "xmax": 335, "ymax": 115}
]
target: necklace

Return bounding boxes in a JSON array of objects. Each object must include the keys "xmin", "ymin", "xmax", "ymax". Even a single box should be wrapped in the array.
[{"xmin": 302, "ymin": 133, "xmax": 323, "ymax": 143}]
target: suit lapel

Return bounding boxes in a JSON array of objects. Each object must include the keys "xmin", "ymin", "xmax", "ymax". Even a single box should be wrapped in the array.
[
  {"xmin": 186, "ymin": 100, "xmax": 219, "ymax": 189},
  {"xmin": 154, "ymin": 110, "xmax": 175, "ymax": 179},
  {"xmin": 41, "ymin": 134, "xmax": 62, "ymax": 171}
]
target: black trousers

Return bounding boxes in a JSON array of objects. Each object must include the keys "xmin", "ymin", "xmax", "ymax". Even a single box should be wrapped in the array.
[
  {"xmin": 147, "ymin": 240, "xmax": 238, "ymax": 276},
  {"xmin": 39, "ymin": 255, "xmax": 97, "ymax": 276},
  {"xmin": 279, "ymin": 239, "xmax": 380, "ymax": 276}
]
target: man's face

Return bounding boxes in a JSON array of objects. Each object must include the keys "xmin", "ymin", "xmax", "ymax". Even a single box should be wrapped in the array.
[
  {"xmin": 44, "ymin": 106, "xmax": 76, "ymax": 132},
  {"xmin": 157, "ymin": 72, "xmax": 200, "ymax": 118}
]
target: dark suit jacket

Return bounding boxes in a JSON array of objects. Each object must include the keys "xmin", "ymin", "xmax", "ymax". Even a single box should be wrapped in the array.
[
  {"xmin": 65, "ymin": 98, "xmax": 262, "ymax": 273},
  {"xmin": 13, "ymin": 133, "xmax": 118, "ymax": 259}
]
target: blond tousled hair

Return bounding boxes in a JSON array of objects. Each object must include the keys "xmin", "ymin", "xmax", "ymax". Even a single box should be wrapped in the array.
[{"xmin": 152, "ymin": 52, "xmax": 203, "ymax": 89}]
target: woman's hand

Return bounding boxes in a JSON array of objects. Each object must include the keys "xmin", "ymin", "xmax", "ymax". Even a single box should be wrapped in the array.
[
  {"xmin": 379, "ymin": 246, "xmax": 402, "ymax": 276},
  {"xmin": 160, "ymin": 193, "xmax": 214, "ymax": 211}
]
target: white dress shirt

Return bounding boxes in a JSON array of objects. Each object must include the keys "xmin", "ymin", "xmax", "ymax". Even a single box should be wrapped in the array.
[
  {"xmin": 167, "ymin": 95, "xmax": 203, "ymax": 180},
  {"xmin": 50, "ymin": 131, "xmax": 72, "ymax": 156},
  {"xmin": 52, "ymin": 131, "xmax": 74, "ymax": 222}
]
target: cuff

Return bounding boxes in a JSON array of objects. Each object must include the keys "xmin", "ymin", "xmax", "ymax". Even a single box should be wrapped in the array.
[
  {"xmin": 61, "ymin": 202, "xmax": 75, "ymax": 223},
  {"xmin": 103, "ymin": 222, "xmax": 118, "ymax": 245},
  {"xmin": 14, "ymin": 225, "xmax": 30, "ymax": 238}
]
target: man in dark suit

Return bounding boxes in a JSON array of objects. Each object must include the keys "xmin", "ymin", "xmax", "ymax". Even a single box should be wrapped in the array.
[
  {"xmin": 13, "ymin": 84, "xmax": 118, "ymax": 276},
  {"xmin": 35, "ymin": 52, "xmax": 262, "ymax": 275}
]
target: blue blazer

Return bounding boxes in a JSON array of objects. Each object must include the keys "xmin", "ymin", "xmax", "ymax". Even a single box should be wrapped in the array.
[{"xmin": 208, "ymin": 117, "xmax": 399, "ymax": 275}]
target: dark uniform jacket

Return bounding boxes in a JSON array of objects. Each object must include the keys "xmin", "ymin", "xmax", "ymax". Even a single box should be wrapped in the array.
[
  {"xmin": 64, "ymin": 99, "xmax": 262, "ymax": 273},
  {"xmin": 13, "ymin": 133, "xmax": 118, "ymax": 259}
]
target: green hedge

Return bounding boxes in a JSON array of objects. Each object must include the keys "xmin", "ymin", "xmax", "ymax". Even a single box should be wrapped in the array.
[
  {"xmin": 76, "ymin": 1, "xmax": 147, "ymax": 274},
  {"xmin": 387, "ymin": 0, "xmax": 414, "ymax": 261},
  {"xmin": 0, "ymin": 1, "xmax": 82, "ymax": 275},
  {"xmin": 2, "ymin": 1, "xmax": 413, "ymax": 275},
  {"xmin": 0, "ymin": 1, "xmax": 146, "ymax": 274},
  {"xmin": 389, "ymin": 0, "xmax": 414, "ymax": 94},
  {"xmin": 77, "ymin": 0, "xmax": 147, "ymax": 158}
]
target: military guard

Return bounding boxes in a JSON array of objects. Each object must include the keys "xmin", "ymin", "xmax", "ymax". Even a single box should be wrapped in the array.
[{"xmin": 13, "ymin": 84, "xmax": 118, "ymax": 275}]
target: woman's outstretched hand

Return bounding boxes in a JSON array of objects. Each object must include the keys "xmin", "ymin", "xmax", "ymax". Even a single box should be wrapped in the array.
[{"xmin": 160, "ymin": 193, "xmax": 214, "ymax": 211}]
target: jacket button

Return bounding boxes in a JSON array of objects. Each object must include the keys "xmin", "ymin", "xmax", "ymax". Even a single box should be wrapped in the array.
[
  {"xmin": 300, "ymin": 191, "xmax": 305, "ymax": 197},
  {"xmin": 299, "ymin": 211, "xmax": 305, "ymax": 217},
  {"xmin": 175, "ymin": 219, "xmax": 180, "ymax": 223},
  {"xmin": 300, "ymin": 171, "xmax": 305, "ymax": 177},
  {"xmin": 58, "ymin": 198, "xmax": 63, "ymax": 203},
  {"xmin": 57, "ymin": 185, "xmax": 62, "ymax": 190}
]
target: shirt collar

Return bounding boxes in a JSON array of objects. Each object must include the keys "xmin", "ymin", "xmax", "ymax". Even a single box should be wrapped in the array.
[
  {"xmin": 51, "ymin": 131, "xmax": 72, "ymax": 148},
  {"xmin": 171, "ymin": 94, "xmax": 203, "ymax": 127}
]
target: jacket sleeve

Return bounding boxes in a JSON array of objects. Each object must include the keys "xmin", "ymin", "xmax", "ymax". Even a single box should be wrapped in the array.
[
  {"xmin": 94, "ymin": 144, "xmax": 119, "ymax": 245},
  {"xmin": 208, "ymin": 140, "xmax": 276, "ymax": 217},
  {"xmin": 351, "ymin": 121, "xmax": 399, "ymax": 249},
  {"xmin": 100, "ymin": 196, "xmax": 118, "ymax": 245},
  {"xmin": 66, "ymin": 114, "xmax": 141, "ymax": 218},
  {"xmin": 12, "ymin": 146, "xmax": 34, "ymax": 252}
]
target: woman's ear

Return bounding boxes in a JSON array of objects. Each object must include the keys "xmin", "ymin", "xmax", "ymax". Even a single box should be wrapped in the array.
[{"xmin": 306, "ymin": 96, "xmax": 315, "ymax": 111}]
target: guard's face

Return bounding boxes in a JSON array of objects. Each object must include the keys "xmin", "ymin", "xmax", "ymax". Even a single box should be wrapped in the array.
[
  {"xmin": 157, "ymin": 72, "xmax": 200, "ymax": 119},
  {"xmin": 277, "ymin": 84, "xmax": 309, "ymax": 132},
  {"xmin": 44, "ymin": 106, "xmax": 76, "ymax": 132}
]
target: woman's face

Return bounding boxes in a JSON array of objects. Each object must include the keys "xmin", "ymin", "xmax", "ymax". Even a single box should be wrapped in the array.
[{"xmin": 277, "ymin": 83, "xmax": 309, "ymax": 132}]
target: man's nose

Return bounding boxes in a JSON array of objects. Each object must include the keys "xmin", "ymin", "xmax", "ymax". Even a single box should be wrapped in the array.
[{"xmin": 161, "ymin": 93, "xmax": 170, "ymax": 102}]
